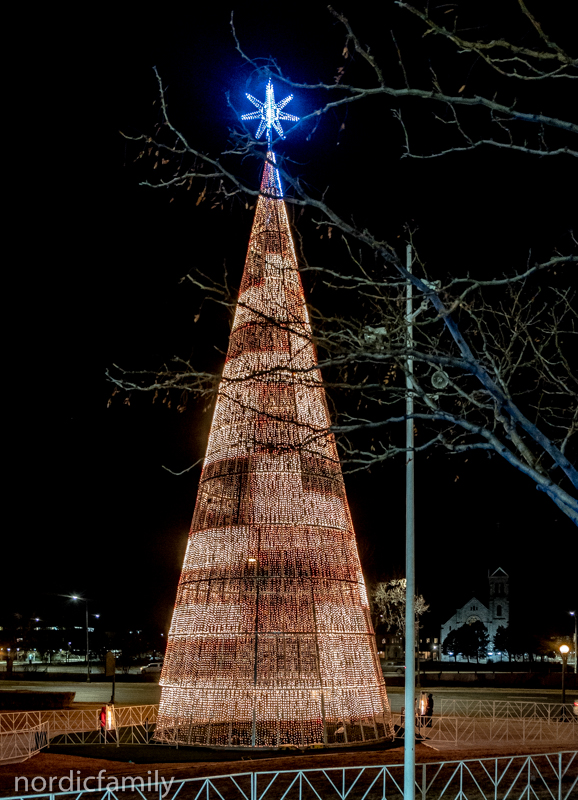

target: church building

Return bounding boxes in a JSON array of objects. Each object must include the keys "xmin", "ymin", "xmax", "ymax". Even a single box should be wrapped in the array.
[{"xmin": 440, "ymin": 568, "xmax": 509, "ymax": 661}]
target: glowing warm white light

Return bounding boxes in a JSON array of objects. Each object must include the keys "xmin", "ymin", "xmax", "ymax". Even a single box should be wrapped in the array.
[
  {"xmin": 419, "ymin": 694, "xmax": 427, "ymax": 715},
  {"xmin": 560, "ymin": 645, "xmax": 570, "ymax": 654},
  {"xmin": 155, "ymin": 146, "xmax": 392, "ymax": 749},
  {"xmin": 105, "ymin": 705, "xmax": 116, "ymax": 730},
  {"xmin": 242, "ymin": 79, "xmax": 299, "ymax": 143}
]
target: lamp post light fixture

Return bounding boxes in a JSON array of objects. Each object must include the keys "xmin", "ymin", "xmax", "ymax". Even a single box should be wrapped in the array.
[{"xmin": 560, "ymin": 644, "xmax": 570, "ymax": 710}]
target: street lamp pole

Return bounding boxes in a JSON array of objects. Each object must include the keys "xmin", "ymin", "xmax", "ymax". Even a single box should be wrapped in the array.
[
  {"xmin": 85, "ymin": 602, "xmax": 90, "ymax": 683},
  {"xmin": 559, "ymin": 644, "xmax": 569, "ymax": 711},
  {"xmin": 570, "ymin": 611, "xmax": 577, "ymax": 673},
  {"xmin": 404, "ymin": 243, "xmax": 416, "ymax": 800},
  {"xmin": 72, "ymin": 596, "xmax": 91, "ymax": 683}
]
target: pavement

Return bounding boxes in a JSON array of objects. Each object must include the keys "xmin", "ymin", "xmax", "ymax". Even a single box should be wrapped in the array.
[
  {"xmin": 1, "ymin": 681, "xmax": 574, "ymax": 710},
  {"xmin": 0, "ymin": 682, "xmax": 161, "ymax": 706}
]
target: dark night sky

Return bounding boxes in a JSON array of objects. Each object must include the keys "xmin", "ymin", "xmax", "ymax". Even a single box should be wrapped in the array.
[{"xmin": 6, "ymin": 2, "xmax": 576, "ymax": 645}]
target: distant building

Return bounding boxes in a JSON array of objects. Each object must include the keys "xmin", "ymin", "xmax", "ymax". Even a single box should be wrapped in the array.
[
  {"xmin": 377, "ymin": 633, "xmax": 440, "ymax": 661},
  {"xmin": 377, "ymin": 634, "xmax": 403, "ymax": 661},
  {"xmin": 440, "ymin": 568, "xmax": 509, "ymax": 661},
  {"xmin": 419, "ymin": 636, "xmax": 440, "ymax": 661}
]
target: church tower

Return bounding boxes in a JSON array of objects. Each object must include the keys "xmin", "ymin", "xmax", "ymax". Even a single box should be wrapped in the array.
[
  {"xmin": 154, "ymin": 82, "xmax": 392, "ymax": 749},
  {"xmin": 488, "ymin": 567, "xmax": 509, "ymax": 640}
]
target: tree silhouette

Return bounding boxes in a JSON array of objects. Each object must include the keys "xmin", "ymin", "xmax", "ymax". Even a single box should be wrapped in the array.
[
  {"xmin": 493, "ymin": 625, "xmax": 511, "ymax": 662},
  {"xmin": 442, "ymin": 629, "xmax": 459, "ymax": 662},
  {"xmin": 444, "ymin": 621, "xmax": 490, "ymax": 663}
]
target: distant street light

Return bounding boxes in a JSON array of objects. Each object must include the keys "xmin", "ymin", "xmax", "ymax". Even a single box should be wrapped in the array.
[{"xmin": 560, "ymin": 644, "xmax": 570, "ymax": 710}]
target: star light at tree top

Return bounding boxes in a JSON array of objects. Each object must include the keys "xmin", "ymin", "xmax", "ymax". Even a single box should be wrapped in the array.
[{"xmin": 242, "ymin": 79, "xmax": 299, "ymax": 144}]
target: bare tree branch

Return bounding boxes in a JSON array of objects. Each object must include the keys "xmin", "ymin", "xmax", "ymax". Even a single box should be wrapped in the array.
[{"xmin": 113, "ymin": 4, "xmax": 578, "ymax": 525}]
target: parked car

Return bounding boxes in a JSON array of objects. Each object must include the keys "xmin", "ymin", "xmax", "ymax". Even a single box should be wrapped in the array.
[
  {"xmin": 573, "ymin": 699, "xmax": 578, "ymax": 717},
  {"xmin": 140, "ymin": 662, "xmax": 163, "ymax": 674},
  {"xmin": 382, "ymin": 661, "xmax": 406, "ymax": 675}
]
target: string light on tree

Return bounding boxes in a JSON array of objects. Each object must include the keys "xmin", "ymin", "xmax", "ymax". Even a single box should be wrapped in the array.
[{"xmin": 154, "ymin": 82, "xmax": 392, "ymax": 749}]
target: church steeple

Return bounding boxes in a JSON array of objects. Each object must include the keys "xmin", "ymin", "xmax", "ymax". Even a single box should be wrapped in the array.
[{"xmin": 488, "ymin": 567, "xmax": 509, "ymax": 631}]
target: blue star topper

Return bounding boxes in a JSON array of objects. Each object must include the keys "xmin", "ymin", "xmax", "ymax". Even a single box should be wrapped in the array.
[{"xmin": 242, "ymin": 79, "xmax": 299, "ymax": 145}]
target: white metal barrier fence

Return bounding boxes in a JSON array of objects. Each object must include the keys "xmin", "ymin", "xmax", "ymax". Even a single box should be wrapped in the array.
[
  {"xmin": 5, "ymin": 751, "xmax": 577, "ymax": 800},
  {"xmin": 0, "ymin": 706, "xmax": 158, "ymax": 735},
  {"xmin": 408, "ymin": 713, "xmax": 578, "ymax": 747},
  {"xmin": 0, "ymin": 706, "xmax": 158, "ymax": 747},
  {"xmin": 437, "ymin": 698, "xmax": 576, "ymax": 721},
  {"xmin": 0, "ymin": 723, "xmax": 49, "ymax": 764},
  {"xmin": 0, "ymin": 703, "xmax": 575, "ymax": 748}
]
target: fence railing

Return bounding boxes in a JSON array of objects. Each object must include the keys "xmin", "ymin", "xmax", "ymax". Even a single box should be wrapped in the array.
[
  {"xmin": 407, "ymin": 713, "xmax": 578, "ymax": 747},
  {"xmin": 1, "ymin": 703, "xmax": 575, "ymax": 749},
  {"xmin": 437, "ymin": 698, "xmax": 576, "ymax": 721},
  {"xmin": 6, "ymin": 751, "xmax": 577, "ymax": 800},
  {"xmin": 0, "ymin": 723, "xmax": 49, "ymax": 765},
  {"xmin": 0, "ymin": 705, "xmax": 158, "ymax": 737}
]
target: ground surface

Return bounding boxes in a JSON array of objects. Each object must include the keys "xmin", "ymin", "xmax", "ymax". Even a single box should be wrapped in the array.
[
  {"xmin": 2, "ymin": 742, "xmax": 576, "ymax": 796},
  {"xmin": 1, "ymin": 682, "xmax": 574, "ymax": 709}
]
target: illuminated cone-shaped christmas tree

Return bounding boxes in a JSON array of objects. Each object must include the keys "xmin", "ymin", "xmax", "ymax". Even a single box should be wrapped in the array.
[{"xmin": 155, "ymin": 83, "xmax": 392, "ymax": 748}]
